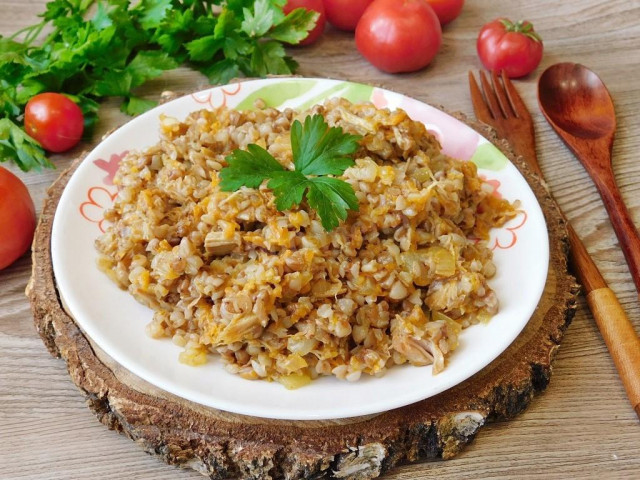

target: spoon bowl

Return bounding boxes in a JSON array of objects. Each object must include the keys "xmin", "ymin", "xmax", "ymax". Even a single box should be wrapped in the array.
[
  {"xmin": 538, "ymin": 63, "xmax": 616, "ymax": 140},
  {"xmin": 538, "ymin": 62, "xmax": 640, "ymax": 298}
]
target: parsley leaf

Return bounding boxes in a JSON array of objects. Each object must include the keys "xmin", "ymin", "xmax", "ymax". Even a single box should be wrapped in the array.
[
  {"xmin": 306, "ymin": 176, "xmax": 359, "ymax": 231},
  {"xmin": 126, "ymin": 50, "xmax": 178, "ymax": 88},
  {"xmin": 250, "ymin": 40, "xmax": 291, "ymax": 77},
  {"xmin": 120, "ymin": 96, "xmax": 157, "ymax": 116},
  {"xmin": 241, "ymin": 0, "xmax": 275, "ymax": 37},
  {"xmin": 0, "ymin": 118, "xmax": 52, "ymax": 171},
  {"xmin": 219, "ymin": 143, "xmax": 286, "ymax": 191},
  {"xmin": 269, "ymin": 8, "xmax": 319, "ymax": 44},
  {"xmin": 137, "ymin": 0, "xmax": 173, "ymax": 29},
  {"xmin": 219, "ymin": 114, "xmax": 362, "ymax": 231},
  {"xmin": 267, "ymin": 171, "xmax": 308, "ymax": 210},
  {"xmin": 197, "ymin": 58, "xmax": 241, "ymax": 85},
  {"xmin": 91, "ymin": 2, "xmax": 113, "ymax": 30},
  {"xmin": 186, "ymin": 35, "xmax": 224, "ymax": 62},
  {"xmin": 291, "ymin": 114, "xmax": 362, "ymax": 175}
]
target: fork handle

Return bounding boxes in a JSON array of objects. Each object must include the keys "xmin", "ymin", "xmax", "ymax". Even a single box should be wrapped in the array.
[{"xmin": 586, "ymin": 287, "xmax": 640, "ymax": 419}]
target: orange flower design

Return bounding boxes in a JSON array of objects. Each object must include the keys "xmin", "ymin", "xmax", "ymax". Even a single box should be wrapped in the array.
[
  {"xmin": 491, "ymin": 210, "xmax": 528, "ymax": 250},
  {"xmin": 80, "ymin": 187, "xmax": 117, "ymax": 233},
  {"xmin": 476, "ymin": 176, "xmax": 527, "ymax": 250},
  {"xmin": 479, "ymin": 174, "xmax": 503, "ymax": 199},
  {"xmin": 191, "ymin": 83, "xmax": 243, "ymax": 109}
]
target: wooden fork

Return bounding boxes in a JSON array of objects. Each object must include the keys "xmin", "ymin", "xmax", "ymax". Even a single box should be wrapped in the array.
[{"xmin": 469, "ymin": 70, "xmax": 640, "ymax": 420}]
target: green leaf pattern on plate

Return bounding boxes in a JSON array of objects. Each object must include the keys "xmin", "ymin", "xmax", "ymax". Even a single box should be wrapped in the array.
[
  {"xmin": 296, "ymin": 82, "xmax": 373, "ymax": 110},
  {"xmin": 235, "ymin": 80, "xmax": 374, "ymax": 111},
  {"xmin": 235, "ymin": 80, "xmax": 317, "ymax": 110},
  {"xmin": 470, "ymin": 142, "xmax": 508, "ymax": 171}
]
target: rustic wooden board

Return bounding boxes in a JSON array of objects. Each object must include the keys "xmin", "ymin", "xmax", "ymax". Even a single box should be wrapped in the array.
[{"xmin": 27, "ymin": 115, "xmax": 578, "ymax": 480}]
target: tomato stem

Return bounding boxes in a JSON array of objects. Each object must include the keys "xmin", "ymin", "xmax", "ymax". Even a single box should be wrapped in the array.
[{"xmin": 499, "ymin": 18, "xmax": 543, "ymax": 43}]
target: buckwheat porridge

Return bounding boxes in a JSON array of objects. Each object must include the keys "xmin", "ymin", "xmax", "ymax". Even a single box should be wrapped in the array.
[{"xmin": 96, "ymin": 98, "xmax": 516, "ymax": 388}]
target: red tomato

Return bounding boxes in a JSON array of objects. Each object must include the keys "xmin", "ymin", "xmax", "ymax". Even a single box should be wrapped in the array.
[
  {"xmin": 0, "ymin": 166, "xmax": 36, "ymax": 270},
  {"xmin": 284, "ymin": 0, "xmax": 326, "ymax": 45},
  {"xmin": 322, "ymin": 0, "xmax": 373, "ymax": 31},
  {"xmin": 24, "ymin": 93, "xmax": 84, "ymax": 153},
  {"xmin": 355, "ymin": 0, "xmax": 442, "ymax": 73},
  {"xmin": 424, "ymin": 0, "xmax": 464, "ymax": 25},
  {"xmin": 477, "ymin": 18, "xmax": 544, "ymax": 78}
]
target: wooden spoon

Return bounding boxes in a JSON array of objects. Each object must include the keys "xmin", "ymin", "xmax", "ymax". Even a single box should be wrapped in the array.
[
  {"xmin": 538, "ymin": 63, "xmax": 640, "ymax": 420},
  {"xmin": 538, "ymin": 62, "xmax": 640, "ymax": 298}
]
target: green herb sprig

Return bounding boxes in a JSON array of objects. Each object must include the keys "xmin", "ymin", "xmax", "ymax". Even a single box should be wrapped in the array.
[
  {"xmin": 219, "ymin": 114, "xmax": 362, "ymax": 231},
  {"xmin": 0, "ymin": 0, "xmax": 317, "ymax": 171}
]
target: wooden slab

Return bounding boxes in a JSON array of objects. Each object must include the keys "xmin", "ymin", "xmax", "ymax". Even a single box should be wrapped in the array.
[{"xmin": 27, "ymin": 114, "xmax": 578, "ymax": 480}]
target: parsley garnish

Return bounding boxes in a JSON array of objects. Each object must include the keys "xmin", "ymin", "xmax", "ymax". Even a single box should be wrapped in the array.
[
  {"xmin": 0, "ymin": 0, "xmax": 318, "ymax": 171},
  {"xmin": 219, "ymin": 114, "xmax": 362, "ymax": 231}
]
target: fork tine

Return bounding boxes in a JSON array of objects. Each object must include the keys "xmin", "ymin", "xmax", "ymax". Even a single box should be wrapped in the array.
[
  {"xmin": 501, "ymin": 70, "xmax": 533, "ymax": 122},
  {"xmin": 479, "ymin": 70, "xmax": 504, "ymax": 119},
  {"xmin": 468, "ymin": 71, "xmax": 492, "ymax": 124},
  {"xmin": 491, "ymin": 71, "xmax": 515, "ymax": 118}
]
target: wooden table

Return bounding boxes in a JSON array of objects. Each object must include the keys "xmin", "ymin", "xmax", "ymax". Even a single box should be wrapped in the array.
[{"xmin": 1, "ymin": 1, "xmax": 639, "ymax": 479}]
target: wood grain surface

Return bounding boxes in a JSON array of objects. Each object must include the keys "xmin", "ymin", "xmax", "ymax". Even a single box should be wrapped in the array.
[{"xmin": 1, "ymin": 1, "xmax": 639, "ymax": 479}]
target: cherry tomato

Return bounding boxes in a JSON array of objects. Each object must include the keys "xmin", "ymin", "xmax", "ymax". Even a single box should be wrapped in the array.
[
  {"xmin": 284, "ymin": 0, "xmax": 326, "ymax": 46},
  {"xmin": 24, "ymin": 93, "xmax": 84, "ymax": 153},
  {"xmin": 477, "ymin": 18, "xmax": 544, "ymax": 78},
  {"xmin": 424, "ymin": 0, "xmax": 464, "ymax": 25},
  {"xmin": 355, "ymin": 0, "xmax": 442, "ymax": 73},
  {"xmin": 322, "ymin": 0, "xmax": 373, "ymax": 31},
  {"xmin": 0, "ymin": 166, "xmax": 36, "ymax": 270}
]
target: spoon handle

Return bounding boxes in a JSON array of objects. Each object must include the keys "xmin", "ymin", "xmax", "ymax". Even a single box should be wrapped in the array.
[
  {"xmin": 586, "ymin": 288, "xmax": 640, "ymax": 419},
  {"xmin": 569, "ymin": 221, "xmax": 640, "ymax": 420},
  {"xmin": 592, "ymin": 171, "xmax": 640, "ymax": 298}
]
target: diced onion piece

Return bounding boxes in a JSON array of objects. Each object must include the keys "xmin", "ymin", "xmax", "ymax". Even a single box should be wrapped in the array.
[
  {"xmin": 400, "ymin": 251, "xmax": 428, "ymax": 286},
  {"xmin": 287, "ymin": 336, "xmax": 317, "ymax": 356},
  {"xmin": 400, "ymin": 246, "xmax": 457, "ymax": 285},
  {"xmin": 312, "ymin": 279, "xmax": 342, "ymax": 298},
  {"xmin": 413, "ymin": 167, "xmax": 433, "ymax": 183},
  {"xmin": 279, "ymin": 373, "xmax": 312, "ymax": 390},
  {"xmin": 429, "ymin": 246, "xmax": 456, "ymax": 277},
  {"xmin": 477, "ymin": 311, "xmax": 493, "ymax": 324},
  {"xmin": 432, "ymin": 310, "xmax": 453, "ymax": 323},
  {"xmin": 432, "ymin": 310, "xmax": 462, "ymax": 350},
  {"xmin": 280, "ymin": 354, "xmax": 308, "ymax": 373}
]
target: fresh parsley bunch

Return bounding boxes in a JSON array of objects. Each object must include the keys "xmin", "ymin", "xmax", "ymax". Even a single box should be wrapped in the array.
[
  {"xmin": 0, "ymin": 0, "xmax": 317, "ymax": 171},
  {"xmin": 220, "ymin": 114, "xmax": 362, "ymax": 231}
]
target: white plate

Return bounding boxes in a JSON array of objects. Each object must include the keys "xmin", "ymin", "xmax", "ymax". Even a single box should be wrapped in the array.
[{"xmin": 51, "ymin": 78, "xmax": 548, "ymax": 420}]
